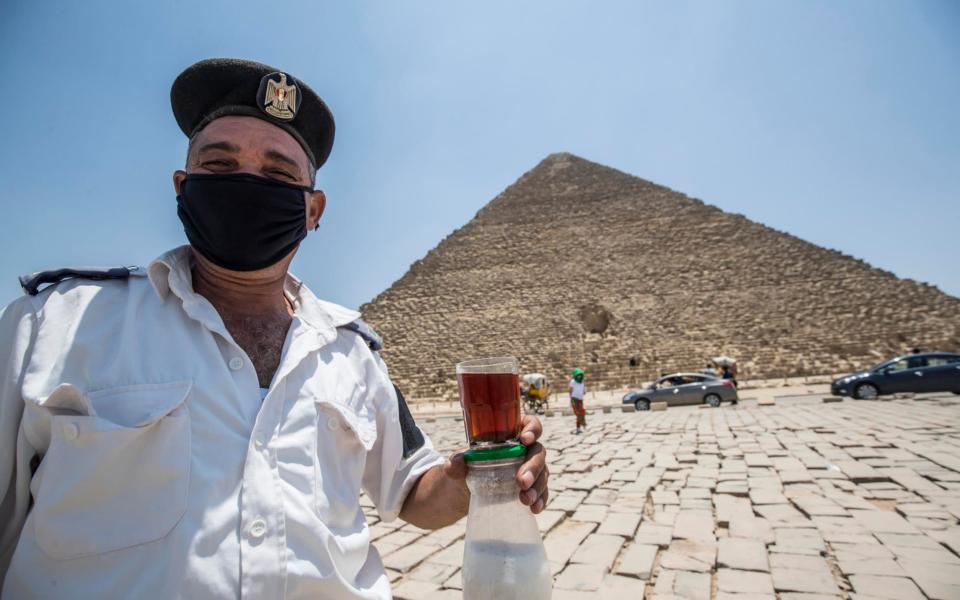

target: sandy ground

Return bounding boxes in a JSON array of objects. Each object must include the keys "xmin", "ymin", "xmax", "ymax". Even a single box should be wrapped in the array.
[{"xmin": 409, "ymin": 378, "xmax": 840, "ymax": 419}]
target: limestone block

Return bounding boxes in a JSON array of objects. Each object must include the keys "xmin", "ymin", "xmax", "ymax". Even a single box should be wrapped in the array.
[
  {"xmin": 615, "ymin": 543, "xmax": 658, "ymax": 579},
  {"xmin": 718, "ymin": 537, "xmax": 769, "ymax": 572}
]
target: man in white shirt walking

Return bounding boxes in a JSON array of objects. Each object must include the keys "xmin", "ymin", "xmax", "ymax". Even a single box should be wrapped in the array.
[{"xmin": 0, "ymin": 58, "xmax": 549, "ymax": 599}]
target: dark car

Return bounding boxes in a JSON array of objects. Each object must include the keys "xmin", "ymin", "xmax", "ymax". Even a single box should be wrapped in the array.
[
  {"xmin": 831, "ymin": 352, "xmax": 960, "ymax": 400},
  {"xmin": 622, "ymin": 373, "xmax": 738, "ymax": 411}
]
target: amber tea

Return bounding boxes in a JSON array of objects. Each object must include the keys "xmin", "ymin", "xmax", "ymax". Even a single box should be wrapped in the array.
[{"xmin": 456, "ymin": 358, "xmax": 521, "ymax": 446}]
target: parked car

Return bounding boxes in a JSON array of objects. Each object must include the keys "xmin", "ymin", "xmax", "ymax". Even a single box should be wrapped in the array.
[
  {"xmin": 831, "ymin": 352, "xmax": 960, "ymax": 400},
  {"xmin": 622, "ymin": 373, "xmax": 738, "ymax": 411}
]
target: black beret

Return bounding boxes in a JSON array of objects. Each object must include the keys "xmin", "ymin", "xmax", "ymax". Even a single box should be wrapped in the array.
[{"xmin": 171, "ymin": 58, "xmax": 335, "ymax": 169}]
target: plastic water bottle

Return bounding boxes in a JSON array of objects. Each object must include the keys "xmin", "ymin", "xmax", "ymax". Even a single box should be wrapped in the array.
[{"xmin": 461, "ymin": 445, "xmax": 552, "ymax": 600}]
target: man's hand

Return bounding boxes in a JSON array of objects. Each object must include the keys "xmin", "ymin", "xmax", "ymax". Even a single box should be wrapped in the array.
[
  {"xmin": 400, "ymin": 415, "xmax": 550, "ymax": 529},
  {"xmin": 442, "ymin": 415, "xmax": 549, "ymax": 513}
]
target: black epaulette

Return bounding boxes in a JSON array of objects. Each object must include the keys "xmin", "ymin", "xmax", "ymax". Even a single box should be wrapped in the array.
[
  {"xmin": 393, "ymin": 384, "xmax": 426, "ymax": 458},
  {"xmin": 19, "ymin": 266, "xmax": 146, "ymax": 296},
  {"xmin": 338, "ymin": 318, "xmax": 383, "ymax": 351}
]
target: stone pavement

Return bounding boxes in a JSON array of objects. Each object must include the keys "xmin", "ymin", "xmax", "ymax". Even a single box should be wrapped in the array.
[{"xmin": 364, "ymin": 395, "xmax": 960, "ymax": 599}]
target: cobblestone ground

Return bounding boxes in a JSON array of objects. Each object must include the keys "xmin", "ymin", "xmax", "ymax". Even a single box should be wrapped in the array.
[{"xmin": 364, "ymin": 395, "xmax": 960, "ymax": 599}]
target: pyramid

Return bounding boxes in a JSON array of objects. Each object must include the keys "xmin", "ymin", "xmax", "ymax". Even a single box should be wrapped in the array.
[{"xmin": 361, "ymin": 153, "xmax": 960, "ymax": 402}]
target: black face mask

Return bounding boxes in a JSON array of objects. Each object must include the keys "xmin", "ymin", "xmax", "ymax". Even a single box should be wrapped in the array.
[{"xmin": 177, "ymin": 173, "xmax": 312, "ymax": 271}]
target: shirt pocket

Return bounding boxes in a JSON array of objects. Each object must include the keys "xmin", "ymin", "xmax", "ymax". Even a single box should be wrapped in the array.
[
  {"xmin": 314, "ymin": 402, "xmax": 377, "ymax": 528},
  {"xmin": 31, "ymin": 381, "xmax": 192, "ymax": 560}
]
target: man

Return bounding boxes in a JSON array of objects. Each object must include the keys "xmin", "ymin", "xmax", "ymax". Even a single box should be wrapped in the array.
[
  {"xmin": 0, "ymin": 58, "xmax": 548, "ymax": 598},
  {"xmin": 720, "ymin": 365, "xmax": 737, "ymax": 387},
  {"xmin": 569, "ymin": 367, "xmax": 586, "ymax": 434}
]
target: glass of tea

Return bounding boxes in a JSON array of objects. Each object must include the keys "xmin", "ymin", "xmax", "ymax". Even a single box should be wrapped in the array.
[{"xmin": 456, "ymin": 357, "xmax": 522, "ymax": 447}]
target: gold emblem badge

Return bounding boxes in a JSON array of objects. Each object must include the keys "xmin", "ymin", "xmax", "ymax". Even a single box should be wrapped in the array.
[{"xmin": 261, "ymin": 73, "xmax": 298, "ymax": 120}]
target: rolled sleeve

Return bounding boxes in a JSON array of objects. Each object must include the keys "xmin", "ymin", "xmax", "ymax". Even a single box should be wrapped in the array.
[
  {"xmin": 361, "ymin": 357, "xmax": 444, "ymax": 523},
  {"xmin": 0, "ymin": 298, "xmax": 38, "ymax": 583}
]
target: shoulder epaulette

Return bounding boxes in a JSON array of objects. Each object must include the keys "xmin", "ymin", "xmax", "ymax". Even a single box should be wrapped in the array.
[
  {"xmin": 338, "ymin": 318, "xmax": 383, "ymax": 351},
  {"xmin": 19, "ymin": 266, "xmax": 146, "ymax": 296}
]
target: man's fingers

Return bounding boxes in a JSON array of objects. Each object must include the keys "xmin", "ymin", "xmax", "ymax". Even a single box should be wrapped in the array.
[
  {"xmin": 516, "ymin": 418, "xmax": 548, "ymax": 512},
  {"xmin": 443, "ymin": 451, "xmax": 467, "ymax": 480},
  {"xmin": 520, "ymin": 467, "xmax": 549, "ymax": 506},
  {"xmin": 520, "ymin": 415, "xmax": 543, "ymax": 445},
  {"xmin": 516, "ymin": 442, "xmax": 546, "ymax": 489},
  {"xmin": 531, "ymin": 488, "xmax": 549, "ymax": 514}
]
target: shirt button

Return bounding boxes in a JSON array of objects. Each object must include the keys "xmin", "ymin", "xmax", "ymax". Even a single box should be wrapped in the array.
[
  {"xmin": 249, "ymin": 517, "xmax": 267, "ymax": 539},
  {"xmin": 63, "ymin": 422, "xmax": 79, "ymax": 440},
  {"xmin": 228, "ymin": 357, "xmax": 244, "ymax": 371},
  {"xmin": 254, "ymin": 435, "xmax": 265, "ymax": 448},
  {"xmin": 326, "ymin": 418, "xmax": 338, "ymax": 431}
]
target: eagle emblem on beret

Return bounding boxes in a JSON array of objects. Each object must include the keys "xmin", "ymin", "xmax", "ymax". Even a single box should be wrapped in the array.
[{"xmin": 259, "ymin": 72, "xmax": 299, "ymax": 120}]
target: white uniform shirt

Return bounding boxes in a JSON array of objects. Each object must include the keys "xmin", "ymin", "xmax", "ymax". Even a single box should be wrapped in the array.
[{"xmin": 0, "ymin": 246, "xmax": 444, "ymax": 599}]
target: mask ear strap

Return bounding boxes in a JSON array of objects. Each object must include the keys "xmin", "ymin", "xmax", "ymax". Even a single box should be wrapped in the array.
[{"xmin": 306, "ymin": 188, "xmax": 320, "ymax": 231}]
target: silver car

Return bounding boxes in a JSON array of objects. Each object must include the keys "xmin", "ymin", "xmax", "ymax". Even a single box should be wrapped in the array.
[{"xmin": 622, "ymin": 373, "xmax": 739, "ymax": 411}]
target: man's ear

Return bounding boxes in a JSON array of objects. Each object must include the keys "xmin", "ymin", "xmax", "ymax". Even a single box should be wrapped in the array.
[
  {"xmin": 173, "ymin": 170, "xmax": 187, "ymax": 195},
  {"xmin": 307, "ymin": 189, "xmax": 326, "ymax": 231}
]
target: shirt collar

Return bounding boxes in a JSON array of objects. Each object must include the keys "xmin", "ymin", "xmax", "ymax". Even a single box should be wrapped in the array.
[
  {"xmin": 147, "ymin": 245, "xmax": 359, "ymax": 339},
  {"xmin": 147, "ymin": 245, "xmax": 191, "ymax": 301},
  {"xmin": 282, "ymin": 271, "xmax": 361, "ymax": 332}
]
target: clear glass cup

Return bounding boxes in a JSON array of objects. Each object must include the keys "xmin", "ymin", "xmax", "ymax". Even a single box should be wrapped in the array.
[{"xmin": 456, "ymin": 357, "xmax": 522, "ymax": 448}]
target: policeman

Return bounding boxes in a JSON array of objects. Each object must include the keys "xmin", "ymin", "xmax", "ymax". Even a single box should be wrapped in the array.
[{"xmin": 0, "ymin": 58, "xmax": 548, "ymax": 598}]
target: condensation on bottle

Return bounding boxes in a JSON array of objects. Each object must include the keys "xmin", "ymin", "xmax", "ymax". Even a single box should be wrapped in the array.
[{"xmin": 461, "ymin": 455, "xmax": 552, "ymax": 600}]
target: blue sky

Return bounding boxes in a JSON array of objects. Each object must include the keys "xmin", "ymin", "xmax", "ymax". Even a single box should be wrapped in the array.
[{"xmin": 1, "ymin": 1, "xmax": 958, "ymax": 308}]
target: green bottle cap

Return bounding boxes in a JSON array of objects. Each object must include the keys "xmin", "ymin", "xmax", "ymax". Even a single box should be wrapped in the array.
[{"xmin": 463, "ymin": 444, "xmax": 526, "ymax": 462}]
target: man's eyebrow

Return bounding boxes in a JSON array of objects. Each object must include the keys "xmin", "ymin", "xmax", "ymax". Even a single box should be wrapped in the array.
[
  {"xmin": 264, "ymin": 149, "xmax": 303, "ymax": 173},
  {"xmin": 196, "ymin": 141, "xmax": 241, "ymax": 154}
]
